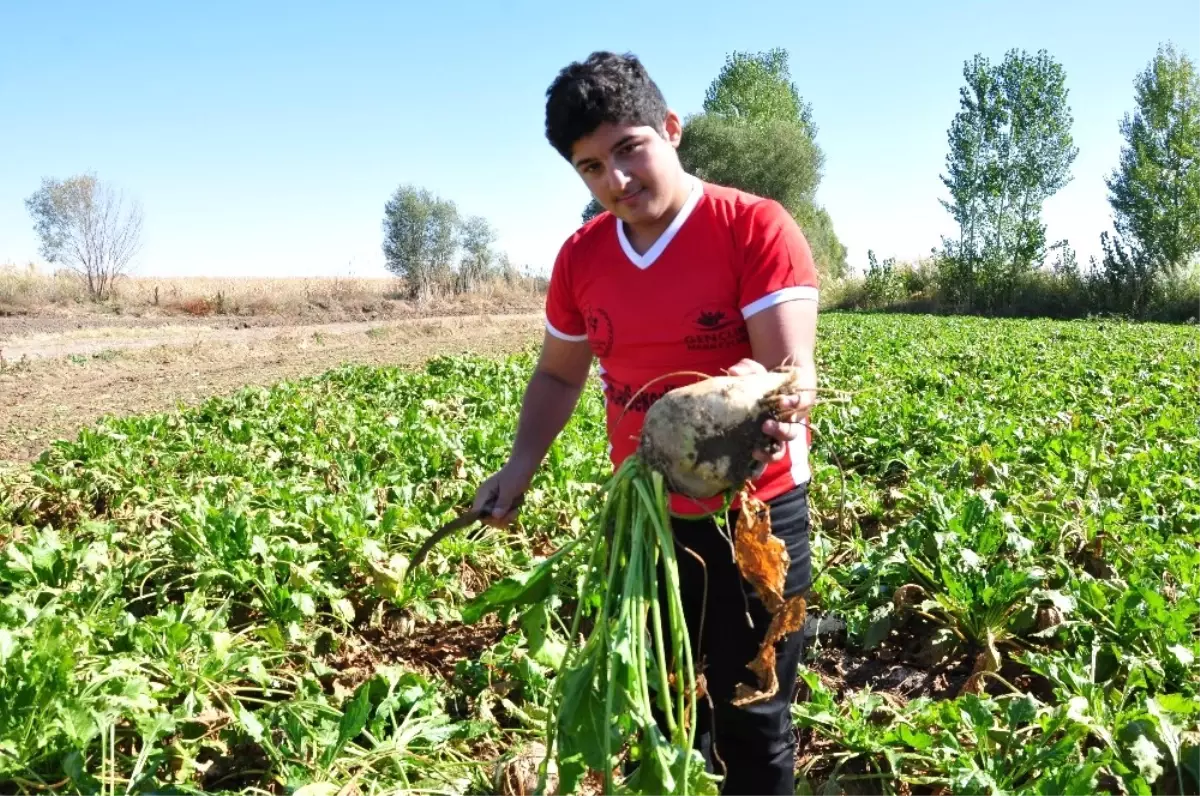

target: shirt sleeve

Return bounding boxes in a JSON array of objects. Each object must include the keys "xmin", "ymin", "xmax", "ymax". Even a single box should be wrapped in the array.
[
  {"xmin": 735, "ymin": 198, "xmax": 821, "ymax": 319},
  {"xmin": 544, "ymin": 240, "xmax": 588, "ymax": 341}
]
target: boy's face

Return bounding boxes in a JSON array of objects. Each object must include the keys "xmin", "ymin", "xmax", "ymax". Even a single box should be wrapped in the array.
[{"xmin": 569, "ymin": 110, "xmax": 686, "ymax": 228}]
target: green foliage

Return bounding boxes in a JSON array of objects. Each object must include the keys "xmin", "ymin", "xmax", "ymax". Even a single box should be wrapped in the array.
[
  {"xmin": 795, "ymin": 313, "xmax": 1199, "ymax": 795},
  {"xmin": 381, "ymin": 184, "xmax": 460, "ymax": 300},
  {"xmin": 456, "ymin": 215, "xmax": 498, "ymax": 293},
  {"xmin": 1102, "ymin": 41, "xmax": 1200, "ymax": 307},
  {"xmin": 701, "ymin": 47, "xmax": 816, "ymax": 136},
  {"xmin": 939, "ymin": 48, "xmax": 1079, "ymax": 311},
  {"xmin": 676, "ymin": 48, "xmax": 847, "ymax": 279},
  {"xmin": 862, "ymin": 250, "xmax": 908, "ymax": 308},
  {"xmin": 581, "ymin": 197, "xmax": 604, "ymax": 224},
  {"xmin": 833, "ymin": 248, "xmax": 1199, "ymax": 323},
  {"xmin": 678, "ymin": 114, "xmax": 821, "ymax": 218},
  {"xmin": 0, "ymin": 350, "xmax": 609, "ymax": 794},
  {"xmin": 382, "ymin": 187, "xmax": 520, "ymax": 300},
  {"xmin": 2, "ymin": 315, "xmax": 1198, "ymax": 794}
]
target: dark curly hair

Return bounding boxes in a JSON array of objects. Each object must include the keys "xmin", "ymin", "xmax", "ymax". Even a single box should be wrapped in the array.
[{"xmin": 544, "ymin": 51, "xmax": 670, "ymax": 162}]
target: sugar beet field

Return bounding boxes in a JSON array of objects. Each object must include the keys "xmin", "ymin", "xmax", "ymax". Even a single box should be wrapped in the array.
[{"xmin": 0, "ymin": 313, "xmax": 1196, "ymax": 796}]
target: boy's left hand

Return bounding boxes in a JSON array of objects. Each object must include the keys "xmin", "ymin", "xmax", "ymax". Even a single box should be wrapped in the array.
[{"xmin": 725, "ymin": 358, "xmax": 815, "ymax": 466}]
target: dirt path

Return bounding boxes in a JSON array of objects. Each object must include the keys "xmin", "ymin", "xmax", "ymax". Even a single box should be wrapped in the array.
[
  {"xmin": 0, "ymin": 313, "xmax": 543, "ymax": 466},
  {"xmin": 0, "ymin": 312, "xmax": 542, "ymax": 362}
]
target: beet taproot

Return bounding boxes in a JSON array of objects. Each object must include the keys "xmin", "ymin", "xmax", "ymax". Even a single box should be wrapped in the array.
[{"xmin": 637, "ymin": 369, "xmax": 803, "ymax": 500}]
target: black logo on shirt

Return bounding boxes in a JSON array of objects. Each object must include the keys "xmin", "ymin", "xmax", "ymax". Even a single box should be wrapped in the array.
[
  {"xmin": 585, "ymin": 307, "xmax": 613, "ymax": 358},
  {"xmin": 606, "ymin": 381, "xmax": 669, "ymax": 413},
  {"xmin": 684, "ymin": 302, "xmax": 747, "ymax": 351}
]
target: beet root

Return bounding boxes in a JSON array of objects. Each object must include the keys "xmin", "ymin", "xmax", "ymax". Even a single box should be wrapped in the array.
[{"xmin": 636, "ymin": 369, "xmax": 802, "ymax": 500}]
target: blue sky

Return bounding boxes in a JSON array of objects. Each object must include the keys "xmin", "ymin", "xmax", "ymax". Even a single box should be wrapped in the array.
[{"xmin": 1, "ymin": 1, "xmax": 1197, "ymax": 279}]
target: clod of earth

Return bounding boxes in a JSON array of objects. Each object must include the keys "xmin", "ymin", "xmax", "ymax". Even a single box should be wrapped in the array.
[{"xmin": 494, "ymin": 741, "xmax": 558, "ymax": 796}]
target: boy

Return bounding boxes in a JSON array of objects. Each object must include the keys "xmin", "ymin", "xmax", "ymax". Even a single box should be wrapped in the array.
[{"xmin": 470, "ymin": 51, "xmax": 819, "ymax": 795}]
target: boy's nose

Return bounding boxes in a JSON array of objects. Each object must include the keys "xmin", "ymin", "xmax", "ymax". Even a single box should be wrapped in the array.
[{"xmin": 606, "ymin": 168, "xmax": 631, "ymax": 195}]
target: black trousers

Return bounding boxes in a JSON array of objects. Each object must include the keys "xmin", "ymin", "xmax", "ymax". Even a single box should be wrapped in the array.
[{"xmin": 656, "ymin": 482, "xmax": 812, "ymax": 795}]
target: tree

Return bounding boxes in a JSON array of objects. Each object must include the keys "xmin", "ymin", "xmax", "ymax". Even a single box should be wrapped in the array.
[
  {"xmin": 458, "ymin": 214, "xmax": 497, "ymax": 291},
  {"xmin": 581, "ymin": 197, "xmax": 604, "ymax": 224},
  {"xmin": 1104, "ymin": 42, "xmax": 1200, "ymax": 280},
  {"xmin": 679, "ymin": 114, "xmax": 821, "ymax": 216},
  {"xmin": 427, "ymin": 198, "xmax": 460, "ymax": 290},
  {"xmin": 939, "ymin": 48, "xmax": 1078, "ymax": 310},
  {"xmin": 702, "ymin": 47, "xmax": 816, "ymax": 137},
  {"xmin": 381, "ymin": 185, "xmax": 460, "ymax": 300},
  {"xmin": 793, "ymin": 203, "xmax": 848, "ymax": 282},
  {"xmin": 24, "ymin": 173, "xmax": 143, "ymax": 301},
  {"xmin": 678, "ymin": 48, "xmax": 847, "ymax": 279}
]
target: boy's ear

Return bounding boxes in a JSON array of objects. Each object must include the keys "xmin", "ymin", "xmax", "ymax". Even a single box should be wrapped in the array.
[{"xmin": 662, "ymin": 109, "xmax": 683, "ymax": 147}]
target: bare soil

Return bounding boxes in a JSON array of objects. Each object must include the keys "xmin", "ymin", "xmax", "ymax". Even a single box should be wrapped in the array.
[
  {"xmin": 0, "ymin": 312, "xmax": 543, "ymax": 466},
  {"xmin": 326, "ymin": 611, "xmax": 509, "ymax": 693},
  {"xmin": 0, "ymin": 295, "xmax": 542, "ymax": 348},
  {"xmin": 0, "ymin": 313, "xmax": 272, "ymax": 340}
]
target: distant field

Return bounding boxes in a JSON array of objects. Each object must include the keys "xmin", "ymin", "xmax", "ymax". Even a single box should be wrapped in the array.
[
  {"xmin": 1, "ymin": 312, "xmax": 1196, "ymax": 795},
  {"xmin": 0, "ymin": 312, "xmax": 543, "ymax": 466},
  {"xmin": 0, "ymin": 264, "xmax": 547, "ymax": 325}
]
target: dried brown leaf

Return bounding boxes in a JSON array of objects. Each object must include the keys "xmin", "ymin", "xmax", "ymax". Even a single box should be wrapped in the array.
[
  {"xmin": 732, "ymin": 594, "xmax": 807, "ymax": 706},
  {"xmin": 730, "ymin": 488, "xmax": 808, "ymax": 707},
  {"xmin": 733, "ymin": 488, "xmax": 789, "ymax": 614}
]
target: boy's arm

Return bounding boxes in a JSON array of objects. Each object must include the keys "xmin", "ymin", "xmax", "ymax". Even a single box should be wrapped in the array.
[
  {"xmin": 472, "ymin": 233, "xmax": 593, "ymax": 526},
  {"xmin": 729, "ymin": 299, "xmax": 818, "ymax": 465},
  {"xmin": 726, "ymin": 198, "xmax": 821, "ymax": 465},
  {"xmin": 507, "ymin": 331, "xmax": 594, "ymax": 481},
  {"xmin": 472, "ymin": 330, "xmax": 593, "ymax": 526},
  {"xmin": 744, "ymin": 296, "xmax": 818, "ymax": 373}
]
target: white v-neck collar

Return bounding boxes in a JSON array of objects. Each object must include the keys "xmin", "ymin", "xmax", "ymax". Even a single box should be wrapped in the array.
[{"xmin": 616, "ymin": 177, "xmax": 704, "ymax": 270}]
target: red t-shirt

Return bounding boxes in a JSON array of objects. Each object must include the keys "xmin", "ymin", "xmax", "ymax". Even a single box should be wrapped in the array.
[{"xmin": 544, "ymin": 178, "xmax": 820, "ymax": 516}]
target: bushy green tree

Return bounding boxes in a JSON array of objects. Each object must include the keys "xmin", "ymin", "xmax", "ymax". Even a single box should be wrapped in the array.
[
  {"xmin": 680, "ymin": 48, "xmax": 847, "ymax": 279},
  {"xmin": 381, "ymin": 185, "xmax": 460, "ymax": 300},
  {"xmin": 581, "ymin": 197, "xmax": 603, "ymax": 224},
  {"xmin": 701, "ymin": 47, "xmax": 816, "ymax": 136},
  {"xmin": 863, "ymin": 250, "xmax": 907, "ymax": 308},
  {"xmin": 458, "ymin": 215, "xmax": 497, "ymax": 292},
  {"xmin": 1100, "ymin": 41, "xmax": 1200, "ymax": 313},
  {"xmin": 938, "ymin": 48, "xmax": 1078, "ymax": 311},
  {"xmin": 678, "ymin": 114, "xmax": 821, "ymax": 216}
]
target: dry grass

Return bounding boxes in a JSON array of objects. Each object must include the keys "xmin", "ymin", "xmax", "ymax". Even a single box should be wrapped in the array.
[
  {"xmin": 0, "ymin": 313, "xmax": 544, "ymax": 466},
  {"xmin": 0, "ymin": 263, "xmax": 88, "ymax": 307},
  {"xmin": 0, "ymin": 262, "xmax": 548, "ymax": 319}
]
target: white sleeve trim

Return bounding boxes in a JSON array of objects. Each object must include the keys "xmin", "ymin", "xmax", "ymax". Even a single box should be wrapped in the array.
[
  {"xmin": 545, "ymin": 316, "xmax": 588, "ymax": 342},
  {"xmin": 740, "ymin": 285, "xmax": 819, "ymax": 319}
]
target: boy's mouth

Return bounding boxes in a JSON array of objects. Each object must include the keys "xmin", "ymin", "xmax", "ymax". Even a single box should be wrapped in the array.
[{"xmin": 616, "ymin": 187, "xmax": 645, "ymax": 204}]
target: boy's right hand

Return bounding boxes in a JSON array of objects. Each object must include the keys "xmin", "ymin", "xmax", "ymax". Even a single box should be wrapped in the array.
[{"xmin": 471, "ymin": 460, "xmax": 533, "ymax": 528}]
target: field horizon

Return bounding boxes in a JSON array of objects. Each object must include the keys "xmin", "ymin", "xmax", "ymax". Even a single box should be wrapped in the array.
[{"xmin": 0, "ymin": 262, "xmax": 549, "ymax": 326}]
